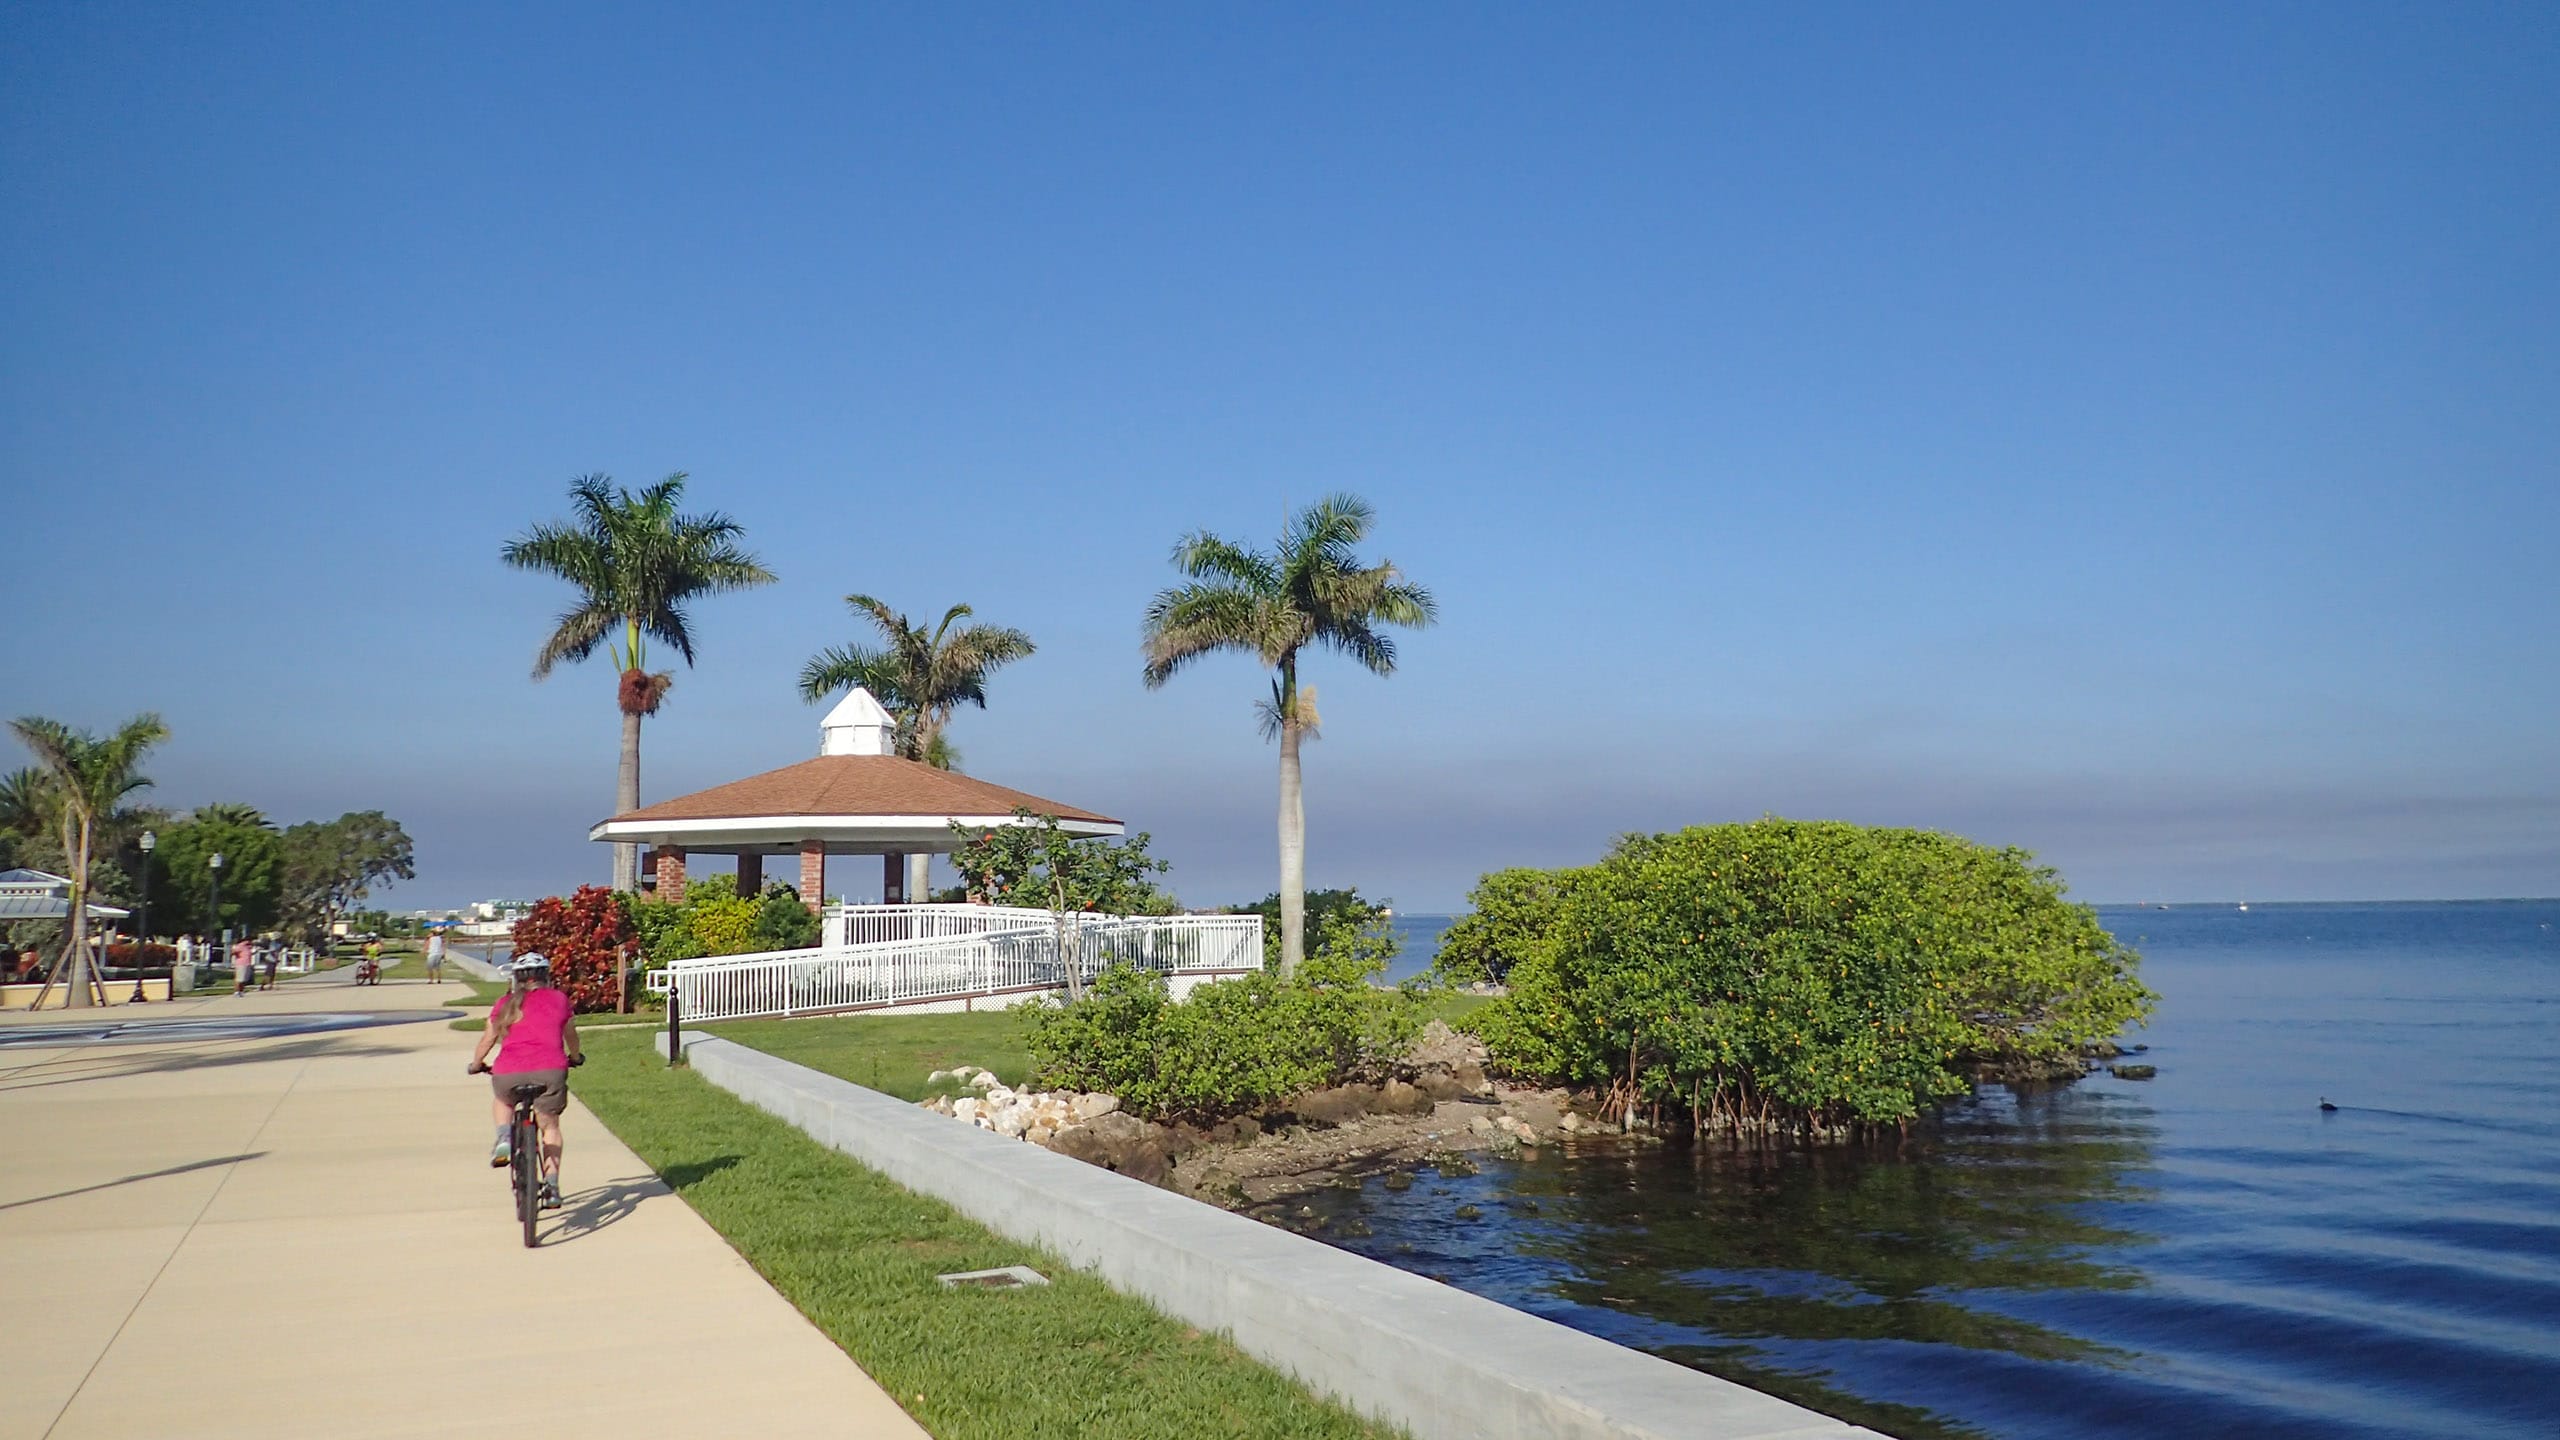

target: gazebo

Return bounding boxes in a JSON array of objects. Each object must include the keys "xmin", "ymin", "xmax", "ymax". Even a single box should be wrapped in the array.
[{"xmin": 588, "ymin": 689, "xmax": 1121, "ymax": 913}]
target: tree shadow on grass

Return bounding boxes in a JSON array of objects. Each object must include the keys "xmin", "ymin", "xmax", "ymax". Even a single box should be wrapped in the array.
[{"xmin": 659, "ymin": 1154, "xmax": 742, "ymax": 1191}]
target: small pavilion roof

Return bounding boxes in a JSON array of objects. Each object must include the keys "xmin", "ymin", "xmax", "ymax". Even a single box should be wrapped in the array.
[
  {"xmin": 609, "ymin": 754, "xmax": 1115, "ymax": 826},
  {"xmin": 588, "ymin": 754, "xmax": 1121, "ymax": 855},
  {"xmin": 591, "ymin": 688, "xmax": 1124, "ymax": 857}
]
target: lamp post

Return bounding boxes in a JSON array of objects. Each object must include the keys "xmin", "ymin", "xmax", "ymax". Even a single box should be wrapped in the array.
[
  {"xmin": 208, "ymin": 851, "xmax": 225, "ymax": 956},
  {"xmin": 130, "ymin": 830, "xmax": 156, "ymax": 1003}
]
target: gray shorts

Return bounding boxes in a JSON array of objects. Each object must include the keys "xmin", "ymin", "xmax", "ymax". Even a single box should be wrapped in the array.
[{"xmin": 491, "ymin": 1069, "xmax": 568, "ymax": 1116}]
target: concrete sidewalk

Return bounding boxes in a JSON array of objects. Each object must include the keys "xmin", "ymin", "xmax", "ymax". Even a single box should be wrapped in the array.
[{"xmin": 0, "ymin": 982, "xmax": 928, "ymax": 1439}]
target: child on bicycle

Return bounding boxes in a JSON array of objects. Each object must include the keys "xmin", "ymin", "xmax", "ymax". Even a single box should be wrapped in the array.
[{"xmin": 466, "ymin": 954, "xmax": 584, "ymax": 1209}]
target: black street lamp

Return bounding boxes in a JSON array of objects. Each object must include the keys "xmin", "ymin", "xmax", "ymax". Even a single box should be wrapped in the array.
[{"xmin": 130, "ymin": 830, "xmax": 155, "ymax": 1003}]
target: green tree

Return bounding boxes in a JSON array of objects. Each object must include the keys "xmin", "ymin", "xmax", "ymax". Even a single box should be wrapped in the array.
[
  {"xmin": 502, "ymin": 473, "xmax": 776, "ymax": 893},
  {"xmin": 1228, "ymin": 887, "xmax": 1388, "ymax": 972},
  {"xmin": 947, "ymin": 809, "xmax": 1175, "ymax": 1001},
  {"xmin": 1429, "ymin": 867, "xmax": 1584, "ymax": 986},
  {"xmin": 1141, "ymin": 494, "xmax": 1435, "ymax": 974},
  {"xmin": 277, "ymin": 811, "xmax": 417, "ymax": 948},
  {"xmin": 1474, "ymin": 820, "xmax": 2155, "ymax": 1136},
  {"xmin": 191, "ymin": 802, "xmax": 273, "ymax": 830},
  {"xmin": 797, "ymin": 595, "xmax": 1037, "ymax": 771},
  {"xmin": 7, "ymin": 713, "xmax": 168, "ymax": 1006},
  {"xmin": 150, "ymin": 817, "xmax": 286, "ymax": 939}
]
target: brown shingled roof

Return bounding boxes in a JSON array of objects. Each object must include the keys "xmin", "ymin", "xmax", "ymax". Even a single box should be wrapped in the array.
[{"xmin": 609, "ymin": 755, "xmax": 1117, "ymax": 825}]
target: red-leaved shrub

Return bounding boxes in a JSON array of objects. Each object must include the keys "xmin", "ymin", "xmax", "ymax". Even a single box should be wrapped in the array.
[{"xmin": 510, "ymin": 885, "xmax": 637, "ymax": 1013}]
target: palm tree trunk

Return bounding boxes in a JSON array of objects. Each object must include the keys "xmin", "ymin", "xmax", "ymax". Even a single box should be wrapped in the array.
[
  {"xmin": 63, "ymin": 818, "xmax": 95, "ymax": 1007},
  {"xmin": 1277, "ymin": 718, "xmax": 1305, "ymax": 976},
  {"xmin": 615, "ymin": 707, "xmax": 642, "ymax": 892}
]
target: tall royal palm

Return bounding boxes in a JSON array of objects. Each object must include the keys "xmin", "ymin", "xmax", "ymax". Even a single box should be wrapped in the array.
[
  {"xmin": 8, "ymin": 713, "xmax": 167, "ymax": 1007},
  {"xmin": 504, "ymin": 473, "xmax": 775, "ymax": 892},
  {"xmin": 1142, "ymin": 494, "xmax": 1434, "ymax": 973},
  {"xmin": 797, "ymin": 596, "xmax": 1037, "ymax": 769}
]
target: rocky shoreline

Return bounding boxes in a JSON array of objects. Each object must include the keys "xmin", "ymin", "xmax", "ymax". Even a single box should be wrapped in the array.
[
  {"xmin": 917, "ymin": 1021, "xmax": 1609, "ymax": 1209},
  {"xmin": 917, "ymin": 1021, "xmax": 2151, "ymax": 1209}
]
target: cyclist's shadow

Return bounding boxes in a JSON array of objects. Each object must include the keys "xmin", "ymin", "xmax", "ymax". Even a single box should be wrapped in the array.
[{"xmin": 538, "ymin": 1175, "xmax": 660, "ymax": 1245}]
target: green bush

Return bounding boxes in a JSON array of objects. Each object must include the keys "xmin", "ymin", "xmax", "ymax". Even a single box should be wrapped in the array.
[
  {"xmin": 1225, "ymin": 887, "xmax": 1387, "ymax": 970},
  {"xmin": 632, "ymin": 874, "xmax": 820, "ymax": 969},
  {"xmin": 1429, "ymin": 867, "xmax": 1582, "ymax": 986},
  {"xmin": 1025, "ymin": 917, "xmax": 1420, "ymax": 1122},
  {"xmin": 752, "ymin": 883, "xmax": 821, "ymax": 950},
  {"xmin": 1472, "ymin": 819, "xmax": 2153, "ymax": 1134}
]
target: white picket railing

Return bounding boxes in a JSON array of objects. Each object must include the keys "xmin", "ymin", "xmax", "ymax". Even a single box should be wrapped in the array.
[
  {"xmin": 823, "ymin": 903, "xmax": 1061, "ymax": 948},
  {"xmin": 652, "ymin": 907, "xmax": 1264, "ymax": 1023}
]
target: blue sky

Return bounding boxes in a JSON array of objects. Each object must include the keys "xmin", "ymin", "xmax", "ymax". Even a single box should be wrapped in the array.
[{"xmin": 4, "ymin": 4, "xmax": 2554, "ymax": 911}]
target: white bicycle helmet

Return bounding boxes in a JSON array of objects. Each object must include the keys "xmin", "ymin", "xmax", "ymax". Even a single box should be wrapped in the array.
[{"xmin": 506, "ymin": 953, "xmax": 552, "ymax": 976}]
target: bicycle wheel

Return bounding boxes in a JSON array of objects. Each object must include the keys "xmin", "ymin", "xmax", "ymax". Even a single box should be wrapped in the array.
[{"xmin": 514, "ymin": 1113, "xmax": 540, "ymax": 1248}]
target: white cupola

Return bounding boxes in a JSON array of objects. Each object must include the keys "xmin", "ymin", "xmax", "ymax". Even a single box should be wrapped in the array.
[{"xmin": 819, "ymin": 687, "xmax": 897, "ymax": 757}]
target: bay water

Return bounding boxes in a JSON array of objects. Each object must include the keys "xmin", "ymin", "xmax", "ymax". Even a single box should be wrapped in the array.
[{"xmin": 1317, "ymin": 901, "xmax": 2560, "ymax": 1439}]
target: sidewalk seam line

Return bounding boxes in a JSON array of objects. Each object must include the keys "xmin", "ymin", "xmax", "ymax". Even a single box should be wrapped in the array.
[{"xmin": 38, "ymin": 1047, "xmax": 318, "ymax": 1440}]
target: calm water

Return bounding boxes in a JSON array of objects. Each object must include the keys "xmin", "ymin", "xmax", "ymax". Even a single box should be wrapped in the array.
[{"xmin": 1307, "ymin": 901, "xmax": 2560, "ymax": 1439}]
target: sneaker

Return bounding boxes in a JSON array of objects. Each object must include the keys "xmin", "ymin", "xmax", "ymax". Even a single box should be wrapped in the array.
[
  {"xmin": 489, "ymin": 1139, "xmax": 510, "ymax": 1168},
  {"xmin": 539, "ymin": 1179, "xmax": 562, "ymax": 1210}
]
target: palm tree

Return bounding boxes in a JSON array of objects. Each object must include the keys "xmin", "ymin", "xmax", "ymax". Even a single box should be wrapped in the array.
[
  {"xmin": 800, "ymin": 596, "xmax": 1035, "ymax": 904},
  {"xmin": 798, "ymin": 596, "xmax": 1037, "ymax": 770},
  {"xmin": 8, "ymin": 714, "xmax": 168, "ymax": 1007},
  {"xmin": 503, "ymin": 473, "xmax": 776, "ymax": 892},
  {"xmin": 1141, "ymin": 494, "xmax": 1434, "ymax": 973},
  {"xmin": 190, "ymin": 801, "xmax": 272, "ymax": 829}
]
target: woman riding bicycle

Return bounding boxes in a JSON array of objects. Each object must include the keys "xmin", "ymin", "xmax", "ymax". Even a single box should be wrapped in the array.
[{"xmin": 467, "ymin": 954, "xmax": 583, "ymax": 1208}]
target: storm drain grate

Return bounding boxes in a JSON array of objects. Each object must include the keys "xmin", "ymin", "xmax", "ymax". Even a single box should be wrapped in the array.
[{"xmin": 936, "ymin": 1265, "xmax": 1050, "ymax": 1290}]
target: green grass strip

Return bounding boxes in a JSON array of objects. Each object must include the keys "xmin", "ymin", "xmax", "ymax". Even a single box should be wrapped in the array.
[
  {"xmin": 699, "ymin": 1011, "xmax": 1032, "ymax": 1100},
  {"xmin": 572, "ymin": 1029, "xmax": 1403, "ymax": 1440}
]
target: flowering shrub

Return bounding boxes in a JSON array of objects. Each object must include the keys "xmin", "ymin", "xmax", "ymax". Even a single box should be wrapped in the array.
[{"xmin": 510, "ymin": 884, "xmax": 637, "ymax": 1013}]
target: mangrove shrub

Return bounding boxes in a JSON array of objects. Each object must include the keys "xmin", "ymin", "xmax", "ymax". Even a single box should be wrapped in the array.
[
  {"xmin": 1473, "ymin": 819, "xmax": 2152, "ymax": 1134},
  {"xmin": 1026, "ymin": 912, "xmax": 1420, "ymax": 1122}
]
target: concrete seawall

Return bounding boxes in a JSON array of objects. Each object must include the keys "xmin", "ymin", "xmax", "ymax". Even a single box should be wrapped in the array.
[{"xmin": 660, "ymin": 1030, "xmax": 1885, "ymax": 1440}]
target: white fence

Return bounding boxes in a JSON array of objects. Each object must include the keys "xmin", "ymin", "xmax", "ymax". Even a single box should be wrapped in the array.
[
  {"xmin": 824, "ymin": 903, "xmax": 1061, "ymax": 948},
  {"xmin": 653, "ymin": 906, "xmax": 1264, "ymax": 1023}
]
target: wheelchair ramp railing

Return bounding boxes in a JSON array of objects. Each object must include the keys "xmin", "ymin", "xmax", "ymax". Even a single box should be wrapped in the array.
[{"xmin": 647, "ymin": 908, "xmax": 1264, "ymax": 1023}]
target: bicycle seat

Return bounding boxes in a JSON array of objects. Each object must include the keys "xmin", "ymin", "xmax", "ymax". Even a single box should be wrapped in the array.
[{"xmin": 508, "ymin": 1083, "xmax": 547, "ymax": 1102}]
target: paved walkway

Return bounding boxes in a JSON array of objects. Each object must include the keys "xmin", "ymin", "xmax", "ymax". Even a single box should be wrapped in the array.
[{"xmin": 0, "ymin": 976, "xmax": 928, "ymax": 1439}]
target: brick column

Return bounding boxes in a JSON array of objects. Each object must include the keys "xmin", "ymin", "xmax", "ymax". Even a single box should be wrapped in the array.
[
  {"xmin": 737, "ymin": 852, "xmax": 763, "ymax": 896},
  {"xmin": 652, "ymin": 846, "xmax": 687, "ymax": 905},
  {"xmin": 798, "ymin": 841, "xmax": 826, "ymax": 915}
]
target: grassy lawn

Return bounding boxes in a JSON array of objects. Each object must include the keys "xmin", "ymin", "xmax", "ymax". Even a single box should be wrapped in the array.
[
  {"xmin": 700, "ymin": 992, "xmax": 1483, "ymax": 1100},
  {"xmin": 703, "ymin": 1011, "xmax": 1029, "ymax": 1100},
  {"xmin": 1418, "ymin": 991, "xmax": 1491, "ymax": 1028},
  {"xmin": 572, "ymin": 1028, "xmax": 1399, "ymax": 1440}
]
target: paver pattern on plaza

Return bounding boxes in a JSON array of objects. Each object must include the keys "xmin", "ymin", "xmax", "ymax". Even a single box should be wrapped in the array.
[{"xmin": 0, "ymin": 978, "xmax": 929, "ymax": 1439}]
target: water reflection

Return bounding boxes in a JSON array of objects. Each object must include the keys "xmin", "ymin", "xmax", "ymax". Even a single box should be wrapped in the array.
[{"xmin": 1276, "ymin": 1082, "xmax": 2159, "ymax": 1440}]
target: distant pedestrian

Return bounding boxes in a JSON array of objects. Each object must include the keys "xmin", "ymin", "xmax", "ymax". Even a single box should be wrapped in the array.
[
  {"xmin": 424, "ymin": 932, "xmax": 446, "ymax": 983},
  {"xmin": 231, "ymin": 938, "xmax": 253, "ymax": 995},
  {"xmin": 258, "ymin": 942, "xmax": 279, "ymax": 990}
]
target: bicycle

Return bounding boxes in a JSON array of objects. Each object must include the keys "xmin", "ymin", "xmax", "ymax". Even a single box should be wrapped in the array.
[{"xmin": 471, "ymin": 1056, "xmax": 582, "ymax": 1247}]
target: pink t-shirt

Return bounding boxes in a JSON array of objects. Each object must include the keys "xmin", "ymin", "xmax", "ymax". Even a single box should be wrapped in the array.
[{"xmin": 491, "ymin": 988, "xmax": 574, "ymax": 1073}]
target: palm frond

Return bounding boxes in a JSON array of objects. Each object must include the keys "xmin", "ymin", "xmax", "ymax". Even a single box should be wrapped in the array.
[{"xmin": 1171, "ymin": 532, "xmax": 1279, "ymax": 591}]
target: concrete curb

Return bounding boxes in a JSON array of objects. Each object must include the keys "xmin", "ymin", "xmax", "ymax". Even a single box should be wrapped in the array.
[{"xmin": 659, "ymin": 1031, "xmax": 1885, "ymax": 1440}]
